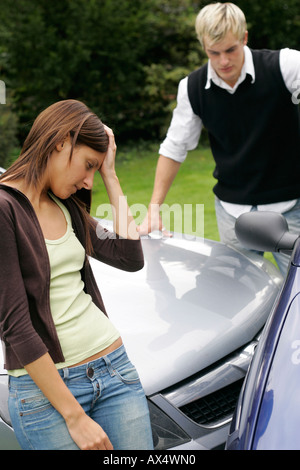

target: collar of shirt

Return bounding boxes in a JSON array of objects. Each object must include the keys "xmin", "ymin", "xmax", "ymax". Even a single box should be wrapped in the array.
[{"xmin": 205, "ymin": 45, "xmax": 255, "ymax": 94}]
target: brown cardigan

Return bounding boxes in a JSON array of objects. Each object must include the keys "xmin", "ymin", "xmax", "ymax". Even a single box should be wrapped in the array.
[{"xmin": 0, "ymin": 185, "xmax": 144, "ymax": 370}]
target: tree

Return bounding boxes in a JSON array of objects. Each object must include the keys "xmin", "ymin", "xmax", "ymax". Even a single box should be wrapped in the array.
[
  {"xmin": 0, "ymin": 0, "xmax": 201, "ymax": 142},
  {"xmin": 236, "ymin": 0, "xmax": 300, "ymax": 50},
  {"xmin": 0, "ymin": 0, "xmax": 299, "ymax": 148}
]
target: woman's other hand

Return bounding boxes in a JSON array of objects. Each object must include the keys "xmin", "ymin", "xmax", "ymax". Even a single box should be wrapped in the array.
[{"xmin": 67, "ymin": 411, "xmax": 114, "ymax": 450}]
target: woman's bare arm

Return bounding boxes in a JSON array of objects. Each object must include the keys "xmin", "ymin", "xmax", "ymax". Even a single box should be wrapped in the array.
[{"xmin": 100, "ymin": 125, "xmax": 139, "ymax": 240}]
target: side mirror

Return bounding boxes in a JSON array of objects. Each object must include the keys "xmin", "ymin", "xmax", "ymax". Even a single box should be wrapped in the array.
[{"xmin": 235, "ymin": 211, "xmax": 299, "ymax": 253}]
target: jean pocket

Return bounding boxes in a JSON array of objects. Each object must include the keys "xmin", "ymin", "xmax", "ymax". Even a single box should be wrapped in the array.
[
  {"xmin": 113, "ymin": 360, "xmax": 141, "ymax": 385},
  {"xmin": 16, "ymin": 389, "xmax": 54, "ymax": 424}
]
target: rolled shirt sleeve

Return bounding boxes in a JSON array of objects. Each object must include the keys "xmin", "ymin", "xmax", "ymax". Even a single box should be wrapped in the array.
[
  {"xmin": 159, "ymin": 77, "xmax": 203, "ymax": 163},
  {"xmin": 279, "ymin": 48, "xmax": 300, "ymax": 96}
]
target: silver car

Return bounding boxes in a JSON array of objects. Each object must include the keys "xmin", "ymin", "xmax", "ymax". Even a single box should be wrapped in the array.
[{"xmin": 0, "ymin": 207, "xmax": 282, "ymax": 449}]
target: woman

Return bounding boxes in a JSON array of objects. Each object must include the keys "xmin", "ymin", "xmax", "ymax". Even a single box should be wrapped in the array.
[{"xmin": 0, "ymin": 99, "xmax": 153, "ymax": 450}]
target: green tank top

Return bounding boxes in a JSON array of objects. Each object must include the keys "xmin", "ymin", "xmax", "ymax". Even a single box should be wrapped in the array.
[{"xmin": 8, "ymin": 193, "xmax": 119, "ymax": 376}]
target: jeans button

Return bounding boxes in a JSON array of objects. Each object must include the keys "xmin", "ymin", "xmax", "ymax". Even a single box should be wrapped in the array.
[{"xmin": 87, "ymin": 367, "xmax": 94, "ymax": 378}]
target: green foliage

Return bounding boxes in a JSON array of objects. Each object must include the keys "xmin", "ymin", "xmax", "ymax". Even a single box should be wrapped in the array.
[
  {"xmin": 0, "ymin": 0, "xmax": 299, "ymax": 148},
  {"xmin": 236, "ymin": 0, "xmax": 300, "ymax": 50},
  {"xmin": 0, "ymin": 0, "xmax": 201, "ymax": 143},
  {"xmin": 0, "ymin": 98, "xmax": 18, "ymax": 168},
  {"xmin": 0, "ymin": 0, "xmax": 203, "ymax": 143}
]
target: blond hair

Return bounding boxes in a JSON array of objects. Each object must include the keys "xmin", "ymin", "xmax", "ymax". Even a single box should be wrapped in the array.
[{"xmin": 195, "ymin": 3, "xmax": 247, "ymax": 48}]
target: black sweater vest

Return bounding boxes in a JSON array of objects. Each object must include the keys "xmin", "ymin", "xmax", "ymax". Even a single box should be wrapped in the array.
[{"xmin": 187, "ymin": 49, "xmax": 300, "ymax": 205}]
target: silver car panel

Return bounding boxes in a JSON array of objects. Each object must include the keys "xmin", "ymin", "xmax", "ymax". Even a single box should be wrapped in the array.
[{"xmin": 89, "ymin": 233, "xmax": 282, "ymax": 396}]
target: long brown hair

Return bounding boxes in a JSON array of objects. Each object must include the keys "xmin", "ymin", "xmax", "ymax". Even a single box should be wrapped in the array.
[
  {"xmin": 1, "ymin": 99, "xmax": 108, "ymax": 186},
  {"xmin": 1, "ymin": 99, "xmax": 109, "ymax": 254}
]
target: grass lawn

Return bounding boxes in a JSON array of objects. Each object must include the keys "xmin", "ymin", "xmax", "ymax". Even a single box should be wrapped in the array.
[{"xmin": 90, "ymin": 142, "xmax": 219, "ymax": 241}]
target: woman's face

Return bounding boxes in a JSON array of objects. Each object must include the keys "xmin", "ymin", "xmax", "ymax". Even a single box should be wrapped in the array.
[{"xmin": 47, "ymin": 139, "xmax": 106, "ymax": 199}]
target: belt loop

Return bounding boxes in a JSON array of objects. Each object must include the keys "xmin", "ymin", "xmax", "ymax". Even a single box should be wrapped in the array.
[
  {"xmin": 103, "ymin": 355, "xmax": 115, "ymax": 377},
  {"xmin": 62, "ymin": 367, "xmax": 69, "ymax": 380}
]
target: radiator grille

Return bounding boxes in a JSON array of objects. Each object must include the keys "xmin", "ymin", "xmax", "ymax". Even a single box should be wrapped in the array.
[{"xmin": 179, "ymin": 379, "xmax": 243, "ymax": 427}]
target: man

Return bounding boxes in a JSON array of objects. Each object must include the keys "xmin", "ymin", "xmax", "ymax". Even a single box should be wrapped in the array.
[{"xmin": 139, "ymin": 2, "xmax": 300, "ymax": 275}]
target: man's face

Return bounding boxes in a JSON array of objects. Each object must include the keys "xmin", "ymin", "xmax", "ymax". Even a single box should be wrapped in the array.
[{"xmin": 204, "ymin": 31, "xmax": 248, "ymax": 87}]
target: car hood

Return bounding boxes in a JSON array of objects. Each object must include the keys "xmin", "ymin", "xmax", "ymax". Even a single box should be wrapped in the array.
[
  {"xmin": 0, "ymin": 232, "xmax": 282, "ymax": 395},
  {"xmin": 89, "ymin": 233, "xmax": 282, "ymax": 396}
]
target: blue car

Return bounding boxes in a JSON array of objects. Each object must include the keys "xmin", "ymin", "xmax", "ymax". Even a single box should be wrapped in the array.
[{"xmin": 227, "ymin": 211, "xmax": 300, "ymax": 450}]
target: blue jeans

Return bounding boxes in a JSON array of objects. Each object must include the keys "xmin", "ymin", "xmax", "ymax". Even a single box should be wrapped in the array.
[
  {"xmin": 215, "ymin": 197, "xmax": 300, "ymax": 276},
  {"xmin": 8, "ymin": 345, "xmax": 153, "ymax": 450}
]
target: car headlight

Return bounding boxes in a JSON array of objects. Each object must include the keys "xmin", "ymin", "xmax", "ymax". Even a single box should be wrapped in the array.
[{"xmin": 147, "ymin": 400, "xmax": 190, "ymax": 450}]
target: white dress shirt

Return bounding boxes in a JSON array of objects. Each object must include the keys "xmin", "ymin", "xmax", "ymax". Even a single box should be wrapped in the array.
[{"xmin": 159, "ymin": 46, "xmax": 300, "ymax": 217}]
